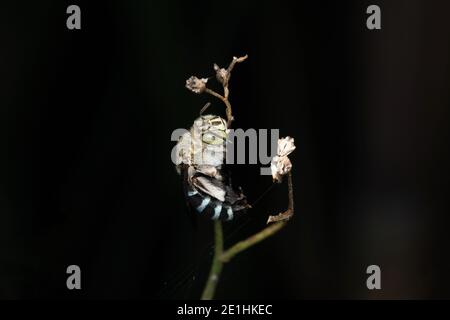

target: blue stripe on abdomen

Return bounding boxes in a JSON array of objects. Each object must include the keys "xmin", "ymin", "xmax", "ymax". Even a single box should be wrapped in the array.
[
  {"xmin": 187, "ymin": 188, "xmax": 237, "ymax": 220},
  {"xmin": 196, "ymin": 197, "xmax": 211, "ymax": 213},
  {"xmin": 212, "ymin": 204, "xmax": 222, "ymax": 220},
  {"xmin": 187, "ymin": 190, "xmax": 198, "ymax": 197},
  {"xmin": 226, "ymin": 207, "xmax": 234, "ymax": 221}
]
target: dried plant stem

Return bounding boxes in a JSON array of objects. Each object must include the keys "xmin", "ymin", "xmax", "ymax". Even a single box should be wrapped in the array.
[
  {"xmin": 196, "ymin": 54, "xmax": 294, "ymax": 300},
  {"xmin": 227, "ymin": 55, "xmax": 248, "ymax": 76},
  {"xmin": 204, "ymin": 55, "xmax": 247, "ymax": 127},
  {"xmin": 200, "ymin": 220, "xmax": 224, "ymax": 300},
  {"xmin": 267, "ymin": 171, "xmax": 294, "ymax": 223},
  {"xmin": 205, "ymin": 88, "xmax": 233, "ymax": 127},
  {"xmin": 201, "ymin": 172, "xmax": 294, "ymax": 299}
]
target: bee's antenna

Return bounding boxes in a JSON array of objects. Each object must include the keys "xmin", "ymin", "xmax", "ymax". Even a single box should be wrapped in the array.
[{"xmin": 200, "ymin": 102, "xmax": 211, "ymax": 115}]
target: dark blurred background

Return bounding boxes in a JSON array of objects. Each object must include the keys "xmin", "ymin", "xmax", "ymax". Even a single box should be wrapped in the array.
[{"xmin": 1, "ymin": 0, "xmax": 450, "ymax": 299}]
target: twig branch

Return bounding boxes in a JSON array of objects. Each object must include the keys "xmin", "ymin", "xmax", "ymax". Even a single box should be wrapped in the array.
[
  {"xmin": 186, "ymin": 55, "xmax": 247, "ymax": 128},
  {"xmin": 204, "ymin": 88, "xmax": 233, "ymax": 127},
  {"xmin": 223, "ymin": 55, "xmax": 248, "ymax": 99},
  {"xmin": 267, "ymin": 172, "xmax": 294, "ymax": 223},
  {"xmin": 220, "ymin": 220, "xmax": 287, "ymax": 263},
  {"xmin": 221, "ymin": 172, "xmax": 294, "ymax": 262},
  {"xmin": 227, "ymin": 55, "xmax": 248, "ymax": 75},
  {"xmin": 210, "ymin": 54, "xmax": 248, "ymax": 127}
]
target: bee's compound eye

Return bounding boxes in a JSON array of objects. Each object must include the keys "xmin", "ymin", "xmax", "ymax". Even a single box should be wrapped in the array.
[
  {"xmin": 202, "ymin": 132, "xmax": 224, "ymax": 145},
  {"xmin": 208, "ymin": 117, "xmax": 227, "ymax": 130}
]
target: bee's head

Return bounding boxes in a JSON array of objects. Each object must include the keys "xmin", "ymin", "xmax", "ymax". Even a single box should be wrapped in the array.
[{"xmin": 195, "ymin": 114, "xmax": 228, "ymax": 145}]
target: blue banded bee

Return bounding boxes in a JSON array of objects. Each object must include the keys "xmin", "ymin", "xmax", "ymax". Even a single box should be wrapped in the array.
[{"xmin": 175, "ymin": 114, "xmax": 250, "ymax": 221}]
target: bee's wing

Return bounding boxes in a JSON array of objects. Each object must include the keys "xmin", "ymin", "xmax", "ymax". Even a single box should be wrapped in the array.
[{"xmin": 192, "ymin": 175, "xmax": 226, "ymax": 202}]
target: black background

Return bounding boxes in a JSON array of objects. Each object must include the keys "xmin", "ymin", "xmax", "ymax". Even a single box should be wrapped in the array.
[{"xmin": 1, "ymin": 0, "xmax": 450, "ymax": 299}]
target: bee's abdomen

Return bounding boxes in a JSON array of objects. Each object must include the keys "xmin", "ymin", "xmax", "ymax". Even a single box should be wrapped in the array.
[{"xmin": 186, "ymin": 189, "xmax": 236, "ymax": 221}]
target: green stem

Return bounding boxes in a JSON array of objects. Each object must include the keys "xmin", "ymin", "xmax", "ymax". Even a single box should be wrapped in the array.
[
  {"xmin": 200, "ymin": 220, "xmax": 224, "ymax": 300},
  {"xmin": 220, "ymin": 221, "xmax": 287, "ymax": 263}
]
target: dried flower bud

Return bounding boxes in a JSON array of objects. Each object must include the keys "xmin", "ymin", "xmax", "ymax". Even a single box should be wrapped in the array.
[
  {"xmin": 185, "ymin": 76, "xmax": 208, "ymax": 94},
  {"xmin": 270, "ymin": 136, "xmax": 296, "ymax": 183},
  {"xmin": 214, "ymin": 63, "xmax": 229, "ymax": 86},
  {"xmin": 271, "ymin": 156, "xmax": 292, "ymax": 183},
  {"xmin": 277, "ymin": 136, "xmax": 296, "ymax": 157}
]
